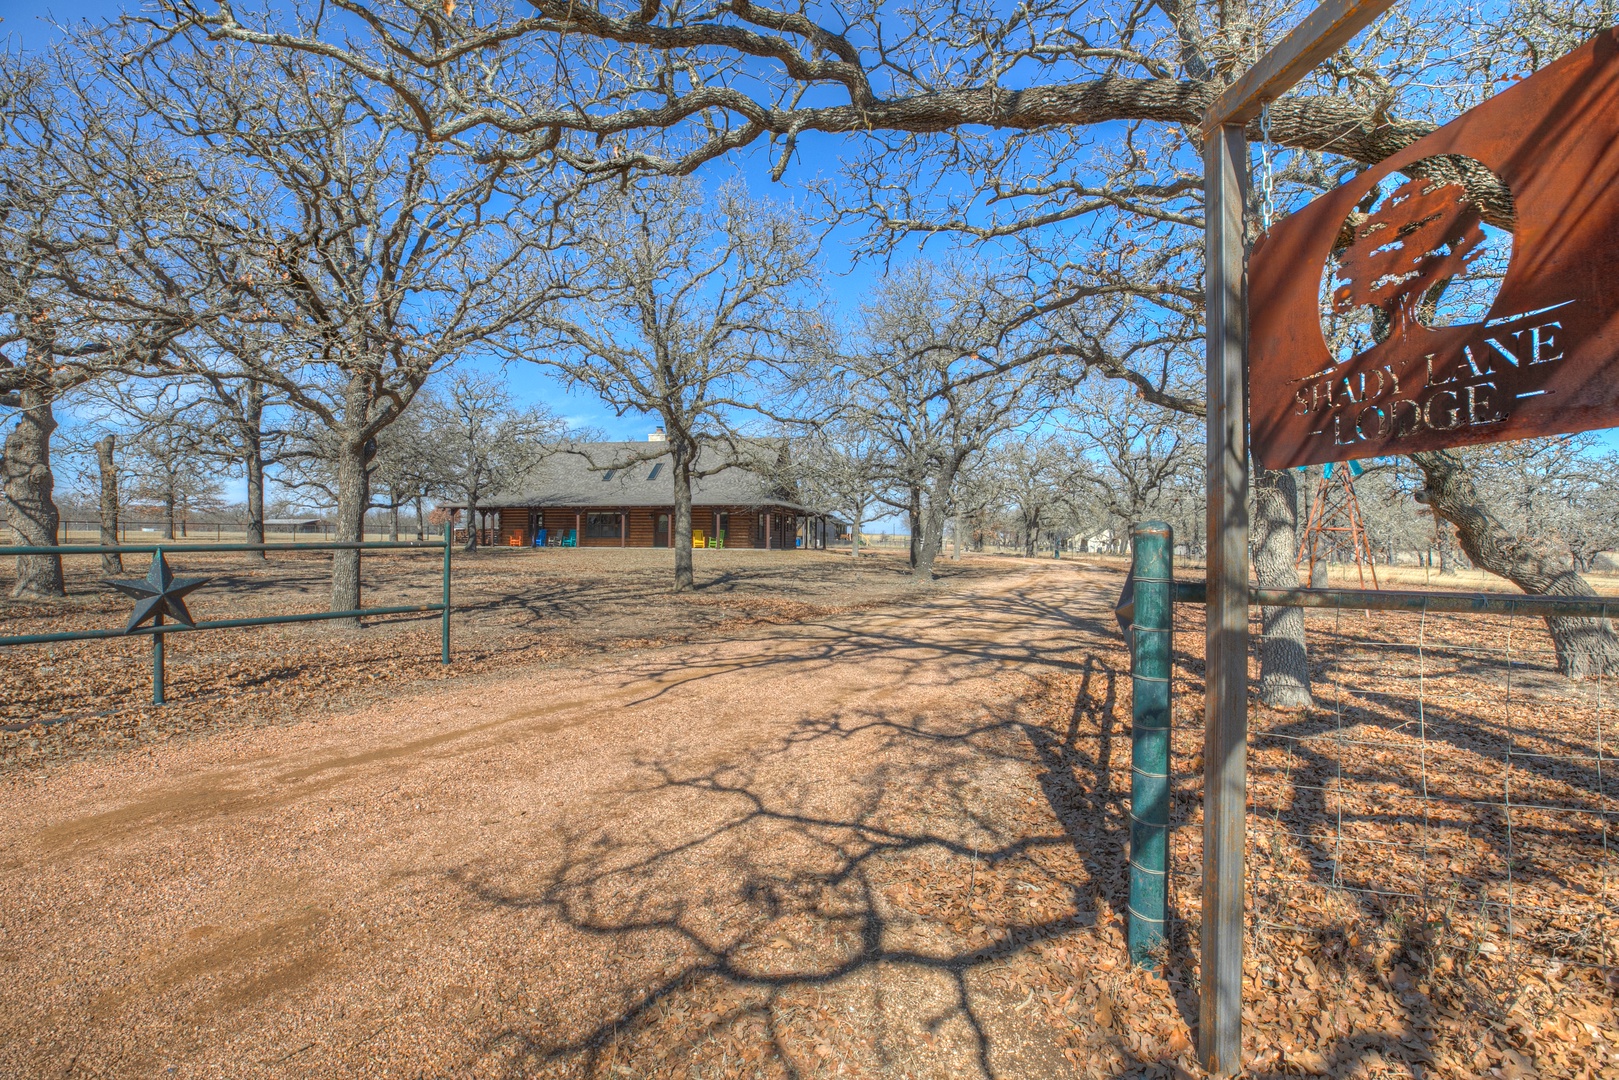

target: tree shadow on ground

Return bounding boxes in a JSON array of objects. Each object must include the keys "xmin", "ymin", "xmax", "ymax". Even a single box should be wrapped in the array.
[
  {"xmin": 415, "ymin": 569, "xmax": 1170, "ymax": 1078},
  {"xmin": 449, "ymin": 707, "xmax": 1097, "ymax": 1077},
  {"xmin": 1169, "ymin": 602, "xmax": 1615, "ymax": 1078}
]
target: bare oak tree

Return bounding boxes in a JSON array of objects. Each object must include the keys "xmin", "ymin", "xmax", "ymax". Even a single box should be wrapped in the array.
[
  {"xmin": 95, "ymin": 434, "xmax": 122, "ymax": 573},
  {"xmin": 0, "ymin": 55, "xmax": 192, "ymax": 596},
  {"xmin": 527, "ymin": 177, "xmax": 818, "ymax": 591},
  {"xmin": 90, "ymin": 27, "xmax": 578, "ymax": 614},
  {"xmin": 783, "ymin": 421, "xmax": 886, "ymax": 562},
  {"xmin": 838, "ymin": 261, "xmax": 1072, "ymax": 583},
  {"xmin": 421, "ymin": 370, "xmax": 564, "ymax": 551},
  {"xmin": 169, "ymin": 335, "xmax": 291, "ymax": 560},
  {"xmin": 985, "ymin": 435, "xmax": 1082, "ymax": 559}
]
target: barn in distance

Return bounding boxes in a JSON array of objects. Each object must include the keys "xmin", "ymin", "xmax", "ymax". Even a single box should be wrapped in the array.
[{"xmin": 458, "ymin": 430, "xmax": 842, "ymax": 550}]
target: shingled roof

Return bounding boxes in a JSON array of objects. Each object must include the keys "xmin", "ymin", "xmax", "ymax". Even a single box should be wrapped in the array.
[{"xmin": 472, "ymin": 441, "xmax": 816, "ymax": 511}]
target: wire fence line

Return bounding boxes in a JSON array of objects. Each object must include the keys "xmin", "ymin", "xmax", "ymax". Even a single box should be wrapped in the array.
[
  {"xmin": 14, "ymin": 521, "xmax": 437, "ymax": 544},
  {"xmin": 1156, "ymin": 594, "xmax": 1615, "ymax": 1053}
]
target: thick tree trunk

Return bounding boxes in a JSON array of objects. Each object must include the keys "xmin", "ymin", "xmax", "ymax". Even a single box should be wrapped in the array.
[
  {"xmin": 244, "ymin": 382, "xmax": 266, "ymax": 561},
  {"xmin": 244, "ymin": 450, "xmax": 266, "ymax": 557},
  {"xmin": 907, "ymin": 486, "xmax": 921, "ymax": 569},
  {"xmin": 463, "ymin": 490, "xmax": 479, "ymax": 552},
  {"xmin": 671, "ymin": 439, "xmax": 694, "ymax": 591},
  {"xmin": 912, "ymin": 469, "xmax": 954, "ymax": 584},
  {"xmin": 3, "ymin": 385, "xmax": 64, "ymax": 597},
  {"xmin": 1413, "ymin": 449, "xmax": 1619, "ymax": 679},
  {"xmin": 1023, "ymin": 517, "xmax": 1037, "ymax": 558},
  {"xmin": 161, "ymin": 479, "xmax": 177, "ymax": 540},
  {"xmin": 331, "ymin": 432, "xmax": 372, "ymax": 619},
  {"xmin": 389, "ymin": 502, "xmax": 400, "ymax": 542},
  {"xmin": 97, "ymin": 434, "xmax": 122, "ymax": 575},
  {"xmin": 952, "ymin": 506, "xmax": 962, "ymax": 560},
  {"xmin": 1252, "ymin": 465, "xmax": 1313, "ymax": 710}
]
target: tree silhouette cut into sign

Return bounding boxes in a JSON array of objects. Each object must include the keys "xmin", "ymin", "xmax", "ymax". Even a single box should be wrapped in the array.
[{"xmin": 1329, "ymin": 178, "xmax": 1487, "ymax": 335}]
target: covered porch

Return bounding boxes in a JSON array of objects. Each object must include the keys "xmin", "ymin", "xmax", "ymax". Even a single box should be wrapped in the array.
[{"xmin": 473, "ymin": 505, "xmax": 840, "ymax": 550}]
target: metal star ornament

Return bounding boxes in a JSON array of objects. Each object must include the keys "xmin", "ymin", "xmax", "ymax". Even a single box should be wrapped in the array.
[{"xmin": 102, "ymin": 551, "xmax": 211, "ymax": 633}]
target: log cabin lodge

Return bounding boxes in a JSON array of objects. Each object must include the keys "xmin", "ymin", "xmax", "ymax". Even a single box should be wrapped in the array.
[{"xmin": 449, "ymin": 435, "xmax": 844, "ymax": 550}]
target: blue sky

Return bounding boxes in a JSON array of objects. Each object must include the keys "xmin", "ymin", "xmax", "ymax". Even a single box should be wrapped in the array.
[
  {"xmin": 8, "ymin": 0, "xmax": 1614, "ymax": 511},
  {"xmin": 1, "ymin": 0, "xmax": 894, "ymax": 433},
  {"xmin": 3, "ymin": 0, "xmax": 910, "ymax": 511}
]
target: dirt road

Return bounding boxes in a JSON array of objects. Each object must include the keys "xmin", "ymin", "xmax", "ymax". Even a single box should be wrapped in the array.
[{"xmin": 0, "ymin": 561, "xmax": 1127, "ymax": 1079}]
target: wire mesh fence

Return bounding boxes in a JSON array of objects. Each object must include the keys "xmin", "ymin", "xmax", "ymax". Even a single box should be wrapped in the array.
[{"xmin": 1156, "ymin": 595, "xmax": 1617, "ymax": 1074}]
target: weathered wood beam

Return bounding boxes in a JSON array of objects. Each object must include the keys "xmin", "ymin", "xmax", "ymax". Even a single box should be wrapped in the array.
[
  {"xmin": 1201, "ymin": 120, "xmax": 1251, "ymax": 1077},
  {"xmin": 1202, "ymin": 0, "xmax": 1399, "ymax": 131},
  {"xmin": 1198, "ymin": 1, "xmax": 1407, "ymax": 1073}
]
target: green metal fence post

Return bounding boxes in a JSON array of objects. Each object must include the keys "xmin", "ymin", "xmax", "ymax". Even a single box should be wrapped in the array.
[
  {"xmin": 441, "ymin": 527, "xmax": 452, "ymax": 665},
  {"xmin": 152, "ymin": 546, "xmax": 166, "ymax": 706},
  {"xmin": 1128, "ymin": 521, "xmax": 1173, "ymax": 966}
]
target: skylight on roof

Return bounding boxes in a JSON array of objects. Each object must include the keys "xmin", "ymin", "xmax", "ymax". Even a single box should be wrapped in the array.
[
  {"xmin": 602, "ymin": 469, "xmax": 616, "ymax": 481},
  {"xmin": 647, "ymin": 463, "xmax": 663, "ymax": 480}
]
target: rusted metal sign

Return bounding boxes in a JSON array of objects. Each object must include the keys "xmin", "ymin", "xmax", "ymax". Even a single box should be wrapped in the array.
[{"xmin": 1249, "ymin": 29, "xmax": 1619, "ymax": 469}]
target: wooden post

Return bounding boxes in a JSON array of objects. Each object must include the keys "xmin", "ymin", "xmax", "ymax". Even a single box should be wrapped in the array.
[
  {"xmin": 1199, "ymin": 0, "xmax": 1398, "ymax": 135},
  {"xmin": 1194, "ymin": 6, "xmax": 1396, "ymax": 1070},
  {"xmin": 1201, "ymin": 121, "xmax": 1250, "ymax": 1077}
]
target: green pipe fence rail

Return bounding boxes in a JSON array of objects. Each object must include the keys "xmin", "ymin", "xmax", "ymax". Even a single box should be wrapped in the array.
[
  {"xmin": 1121, "ymin": 528, "xmax": 1617, "ymax": 973},
  {"xmin": 1, "ymin": 537, "xmax": 452, "ymax": 707}
]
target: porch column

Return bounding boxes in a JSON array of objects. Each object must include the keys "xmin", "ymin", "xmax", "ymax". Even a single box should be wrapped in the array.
[{"xmin": 620, "ymin": 511, "xmax": 627, "ymax": 547}]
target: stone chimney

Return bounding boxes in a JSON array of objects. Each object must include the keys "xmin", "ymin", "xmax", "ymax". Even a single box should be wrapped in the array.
[{"xmin": 648, "ymin": 427, "xmax": 667, "ymax": 442}]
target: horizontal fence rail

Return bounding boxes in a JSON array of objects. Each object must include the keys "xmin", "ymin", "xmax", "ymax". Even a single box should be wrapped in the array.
[
  {"xmin": 1171, "ymin": 580, "xmax": 1616, "ymax": 618},
  {"xmin": 0, "ymin": 605, "xmax": 446, "ymax": 648},
  {"xmin": 2, "ymin": 537, "xmax": 452, "ymax": 706},
  {"xmin": 0, "ymin": 540, "xmax": 444, "ymax": 556}
]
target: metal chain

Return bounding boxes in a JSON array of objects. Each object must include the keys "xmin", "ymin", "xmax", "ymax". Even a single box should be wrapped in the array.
[{"xmin": 1258, "ymin": 103, "xmax": 1278, "ymax": 231}]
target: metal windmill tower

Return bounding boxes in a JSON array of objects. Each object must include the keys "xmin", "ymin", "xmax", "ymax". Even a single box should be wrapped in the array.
[{"xmin": 1297, "ymin": 460, "xmax": 1380, "ymax": 590}]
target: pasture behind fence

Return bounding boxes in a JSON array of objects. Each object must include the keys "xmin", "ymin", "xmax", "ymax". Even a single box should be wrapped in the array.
[
  {"xmin": 41, "ymin": 520, "xmax": 435, "ymax": 544},
  {"xmin": 1122, "ymin": 524, "xmax": 1617, "ymax": 1073},
  {"xmin": 0, "ymin": 537, "xmax": 452, "ymax": 708}
]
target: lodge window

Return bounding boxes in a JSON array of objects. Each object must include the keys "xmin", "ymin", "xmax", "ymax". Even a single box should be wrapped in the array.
[{"xmin": 585, "ymin": 513, "xmax": 623, "ymax": 539}]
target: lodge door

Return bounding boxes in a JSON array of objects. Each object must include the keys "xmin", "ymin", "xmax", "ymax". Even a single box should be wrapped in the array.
[{"xmin": 654, "ymin": 513, "xmax": 670, "ymax": 548}]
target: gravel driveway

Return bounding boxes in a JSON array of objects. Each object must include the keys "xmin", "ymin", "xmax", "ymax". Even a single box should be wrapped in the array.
[{"xmin": 0, "ymin": 561, "xmax": 1111, "ymax": 1079}]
